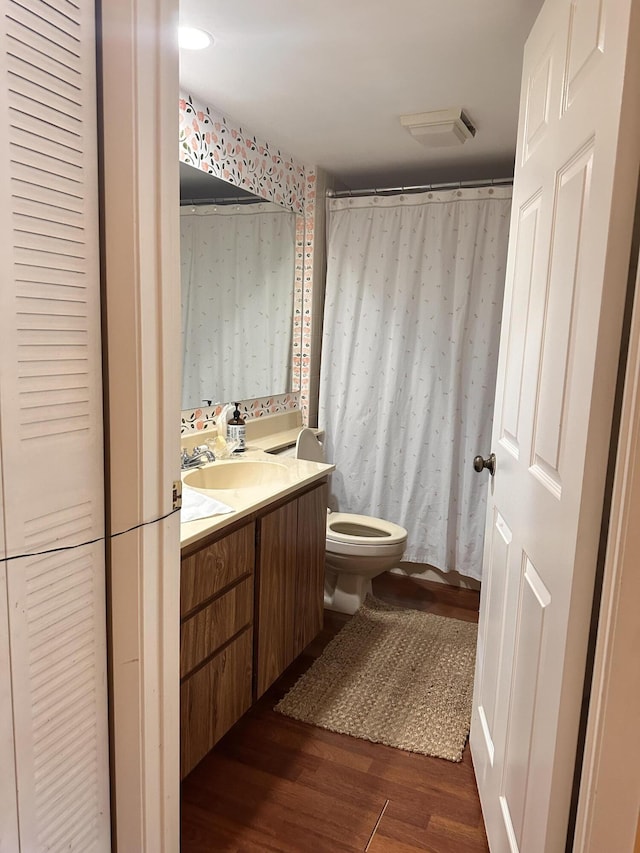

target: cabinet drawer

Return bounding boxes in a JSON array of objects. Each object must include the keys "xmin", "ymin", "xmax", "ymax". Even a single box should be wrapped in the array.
[
  {"xmin": 181, "ymin": 522, "xmax": 255, "ymax": 615},
  {"xmin": 180, "ymin": 577, "xmax": 253, "ymax": 678},
  {"xmin": 181, "ymin": 627, "xmax": 253, "ymax": 778}
]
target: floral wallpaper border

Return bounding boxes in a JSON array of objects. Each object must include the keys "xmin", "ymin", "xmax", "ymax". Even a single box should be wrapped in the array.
[
  {"xmin": 179, "ymin": 93, "xmax": 316, "ymax": 432},
  {"xmin": 181, "ymin": 394, "xmax": 300, "ymax": 435},
  {"xmin": 179, "ymin": 94, "xmax": 306, "ymax": 214}
]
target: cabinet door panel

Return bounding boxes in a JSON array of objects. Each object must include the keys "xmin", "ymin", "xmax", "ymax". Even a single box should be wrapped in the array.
[
  {"xmin": 257, "ymin": 500, "xmax": 297, "ymax": 697},
  {"xmin": 180, "ymin": 577, "xmax": 253, "ymax": 678},
  {"xmin": 181, "ymin": 522, "xmax": 254, "ymax": 615},
  {"xmin": 180, "ymin": 627, "xmax": 253, "ymax": 778},
  {"xmin": 294, "ymin": 484, "xmax": 327, "ymax": 655}
]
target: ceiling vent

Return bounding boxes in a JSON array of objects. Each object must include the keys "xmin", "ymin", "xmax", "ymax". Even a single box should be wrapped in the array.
[{"xmin": 400, "ymin": 108, "xmax": 476, "ymax": 148}]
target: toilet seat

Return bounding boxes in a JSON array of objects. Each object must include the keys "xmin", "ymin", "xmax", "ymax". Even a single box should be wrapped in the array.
[{"xmin": 326, "ymin": 512, "xmax": 407, "ymax": 557}]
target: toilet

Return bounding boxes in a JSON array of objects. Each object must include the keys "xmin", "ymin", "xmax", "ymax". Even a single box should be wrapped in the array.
[{"xmin": 295, "ymin": 428, "xmax": 408, "ymax": 614}]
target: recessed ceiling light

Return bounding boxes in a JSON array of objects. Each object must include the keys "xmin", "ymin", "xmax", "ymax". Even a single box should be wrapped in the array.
[{"xmin": 179, "ymin": 26, "xmax": 212, "ymax": 50}]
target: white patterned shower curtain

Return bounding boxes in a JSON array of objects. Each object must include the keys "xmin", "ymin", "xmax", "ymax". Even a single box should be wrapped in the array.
[{"xmin": 319, "ymin": 188, "xmax": 511, "ymax": 581}]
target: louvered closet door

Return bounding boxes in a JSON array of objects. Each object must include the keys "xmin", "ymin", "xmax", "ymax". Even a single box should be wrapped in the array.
[{"xmin": 0, "ymin": 1, "xmax": 110, "ymax": 851}]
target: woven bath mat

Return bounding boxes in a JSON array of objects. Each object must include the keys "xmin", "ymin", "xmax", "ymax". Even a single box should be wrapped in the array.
[{"xmin": 276, "ymin": 595, "xmax": 477, "ymax": 762}]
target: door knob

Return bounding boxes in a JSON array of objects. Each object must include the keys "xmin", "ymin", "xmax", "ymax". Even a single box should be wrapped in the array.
[{"xmin": 473, "ymin": 453, "xmax": 496, "ymax": 477}]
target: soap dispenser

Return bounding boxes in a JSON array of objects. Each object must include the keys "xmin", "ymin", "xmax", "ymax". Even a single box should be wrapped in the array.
[{"xmin": 227, "ymin": 403, "xmax": 246, "ymax": 452}]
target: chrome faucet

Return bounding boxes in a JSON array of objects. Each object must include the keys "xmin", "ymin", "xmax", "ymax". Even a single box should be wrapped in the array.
[{"xmin": 181, "ymin": 445, "xmax": 215, "ymax": 469}]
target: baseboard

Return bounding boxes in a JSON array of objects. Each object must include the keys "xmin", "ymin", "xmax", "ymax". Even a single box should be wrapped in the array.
[{"xmin": 390, "ymin": 562, "xmax": 481, "ymax": 592}]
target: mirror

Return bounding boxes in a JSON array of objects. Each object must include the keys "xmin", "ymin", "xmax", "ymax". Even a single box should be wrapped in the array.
[{"xmin": 180, "ymin": 161, "xmax": 301, "ymax": 409}]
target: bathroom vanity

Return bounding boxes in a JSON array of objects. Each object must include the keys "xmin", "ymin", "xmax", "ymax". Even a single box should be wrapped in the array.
[{"xmin": 179, "ymin": 415, "xmax": 332, "ymax": 777}]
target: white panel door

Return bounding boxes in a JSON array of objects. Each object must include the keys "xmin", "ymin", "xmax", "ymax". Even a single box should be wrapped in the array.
[
  {"xmin": 0, "ymin": 0, "xmax": 110, "ymax": 850},
  {"xmin": 470, "ymin": 0, "xmax": 640, "ymax": 850}
]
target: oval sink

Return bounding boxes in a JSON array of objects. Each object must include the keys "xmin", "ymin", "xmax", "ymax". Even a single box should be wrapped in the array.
[{"xmin": 183, "ymin": 459, "xmax": 290, "ymax": 491}]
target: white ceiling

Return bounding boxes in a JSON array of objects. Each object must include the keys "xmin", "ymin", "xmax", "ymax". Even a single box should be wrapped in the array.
[{"xmin": 178, "ymin": 0, "xmax": 544, "ymax": 189}]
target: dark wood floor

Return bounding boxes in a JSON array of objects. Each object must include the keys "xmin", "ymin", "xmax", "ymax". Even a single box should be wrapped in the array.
[{"xmin": 181, "ymin": 573, "xmax": 489, "ymax": 852}]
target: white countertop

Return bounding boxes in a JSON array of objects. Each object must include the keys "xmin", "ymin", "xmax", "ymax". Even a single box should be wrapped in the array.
[{"xmin": 180, "ymin": 445, "xmax": 334, "ymax": 549}]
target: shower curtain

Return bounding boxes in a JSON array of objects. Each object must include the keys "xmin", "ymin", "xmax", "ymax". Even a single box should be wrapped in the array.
[
  {"xmin": 319, "ymin": 187, "xmax": 511, "ymax": 581},
  {"xmin": 180, "ymin": 202, "xmax": 296, "ymax": 408}
]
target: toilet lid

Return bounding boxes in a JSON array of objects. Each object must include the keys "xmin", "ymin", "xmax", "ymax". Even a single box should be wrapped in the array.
[
  {"xmin": 326, "ymin": 512, "xmax": 407, "ymax": 546},
  {"xmin": 295, "ymin": 427, "xmax": 325, "ymax": 463}
]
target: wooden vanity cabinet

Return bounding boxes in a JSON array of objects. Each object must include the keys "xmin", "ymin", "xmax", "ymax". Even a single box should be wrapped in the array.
[
  {"xmin": 256, "ymin": 481, "xmax": 327, "ymax": 697},
  {"xmin": 180, "ymin": 478, "xmax": 328, "ymax": 777}
]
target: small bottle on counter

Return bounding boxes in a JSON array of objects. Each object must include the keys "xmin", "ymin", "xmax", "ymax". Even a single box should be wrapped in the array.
[{"xmin": 226, "ymin": 403, "xmax": 246, "ymax": 452}]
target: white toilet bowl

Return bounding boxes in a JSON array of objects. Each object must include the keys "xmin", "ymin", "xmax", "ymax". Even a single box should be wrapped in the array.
[
  {"xmin": 324, "ymin": 511, "xmax": 407, "ymax": 614},
  {"xmin": 294, "ymin": 429, "xmax": 408, "ymax": 615}
]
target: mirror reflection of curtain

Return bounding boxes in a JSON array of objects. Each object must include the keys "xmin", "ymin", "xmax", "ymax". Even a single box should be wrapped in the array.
[
  {"xmin": 180, "ymin": 202, "xmax": 296, "ymax": 408},
  {"xmin": 319, "ymin": 188, "xmax": 512, "ymax": 581}
]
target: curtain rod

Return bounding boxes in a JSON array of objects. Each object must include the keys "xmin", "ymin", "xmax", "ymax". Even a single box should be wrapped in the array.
[
  {"xmin": 326, "ymin": 177, "xmax": 513, "ymax": 199},
  {"xmin": 180, "ymin": 197, "xmax": 263, "ymax": 207}
]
